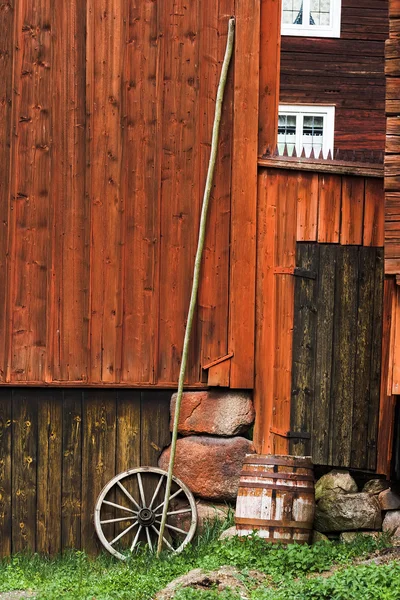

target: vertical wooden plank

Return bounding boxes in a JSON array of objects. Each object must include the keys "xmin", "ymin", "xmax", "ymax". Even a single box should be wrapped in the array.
[
  {"xmin": 229, "ymin": 0, "xmax": 260, "ymax": 388},
  {"xmin": 7, "ymin": 0, "xmax": 52, "ymax": 382},
  {"xmin": 198, "ymin": 0, "xmax": 233, "ymax": 384},
  {"xmin": 312, "ymin": 245, "xmax": 337, "ymax": 466},
  {"xmin": 340, "ymin": 176, "xmax": 365, "ymax": 246},
  {"xmin": 331, "ymin": 246, "xmax": 359, "ymax": 467},
  {"xmin": 0, "ymin": 390, "xmax": 12, "ymax": 556},
  {"xmin": 116, "ymin": 390, "xmax": 141, "ymax": 473},
  {"xmin": 254, "ymin": 170, "xmax": 277, "ymax": 453},
  {"xmin": 62, "ymin": 389, "xmax": 82, "ymax": 550},
  {"xmin": 87, "ymin": 0, "xmax": 125, "ymax": 383},
  {"xmin": 37, "ymin": 390, "xmax": 62, "ymax": 555},
  {"xmin": 290, "ymin": 243, "xmax": 318, "ymax": 457},
  {"xmin": 317, "ymin": 174, "xmax": 341, "ymax": 244},
  {"xmin": 392, "ymin": 286, "xmax": 400, "ymax": 394},
  {"xmin": 258, "ymin": 0, "xmax": 281, "ymax": 156},
  {"xmin": 367, "ymin": 248, "xmax": 384, "ymax": 470},
  {"xmin": 296, "ymin": 173, "xmax": 319, "ymax": 242},
  {"xmin": 0, "ymin": 0, "xmax": 15, "ymax": 381},
  {"xmin": 81, "ymin": 390, "xmax": 116, "ymax": 554},
  {"xmin": 12, "ymin": 390, "xmax": 37, "ymax": 553},
  {"xmin": 350, "ymin": 248, "xmax": 376, "ymax": 470},
  {"xmin": 140, "ymin": 391, "xmax": 171, "ymax": 468},
  {"xmin": 50, "ymin": 0, "xmax": 89, "ymax": 382},
  {"xmin": 121, "ymin": 0, "xmax": 161, "ymax": 384},
  {"xmin": 363, "ymin": 178, "xmax": 385, "ymax": 247},
  {"xmin": 377, "ymin": 277, "xmax": 396, "ymax": 476},
  {"xmin": 158, "ymin": 0, "xmax": 201, "ymax": 385}
]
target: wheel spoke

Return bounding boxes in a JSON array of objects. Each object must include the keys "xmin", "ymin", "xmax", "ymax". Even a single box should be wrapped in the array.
[
  {"xmin": 151, "ymin": 525, "xmax": 174, "ymax": 551},
  {"xmin": 136, "ymin": 472, "xmax": 147, "ymax": 508},
  {"xmin": 100, "ymin": 516, "xmax": 136, "ymax": 525},
  {"xmin": 109, "ymin": 521, "xmax": 138, "ymax": 546},
  {"xmin": 130, "ymin": 525, "xmax": 143, "ymax": 551},
  {"xmin": 153, "ymin": 487, "xmax": 183, "ymax": 513},
  {"xmin": 117, "ymin": 481, "xmax": 141, "ymax": 511},
  {"xmin": 155, "ymin": 507, "xmax": 192, "ymax": 517},
  {"xmin": 103, "ymin": 500, "xmax": 136, "ymax": 514},
  {"xmin": 148, "ymin": 474, "xmax": 165, "ymax": 510},
  {"xmin": 145, "ymin": 526, "xmax": 153, "ymax": 551},
  {"xmin": 155, "ymin": 520, "xmax": 188, "ymax": 535}
]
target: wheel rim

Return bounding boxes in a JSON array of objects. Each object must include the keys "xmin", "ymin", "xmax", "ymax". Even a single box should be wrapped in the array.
[{"xmin": 94, "ymin": 467, "xmax": 197, "ymax": 560}]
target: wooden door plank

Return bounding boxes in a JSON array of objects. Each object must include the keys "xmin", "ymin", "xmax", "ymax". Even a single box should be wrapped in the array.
[
  {"xmin": 312, "ymin": 245, "xmax": 337, "ymax": 465},
  {"xmin": 276, "ymin": 171, "xmax": 298, "ymax": 268},
  {"xmin": 0, "ymin": 1, "xmax": 15, "ymax": 381},
  {"xmin": 367, "ymin": 248, "xmax": 384, "ymax": 470},
  {"xmin": 317, "ymin": 174, "xmax": 341, "ymax": 243},
  {"xmin": 140, "ymin": 391, "xmax": 171, "ymax": 468},
  {"xmin": 331, "ymin": 246, "xmax": 359, "ymax": 466},
  {"xmin": 8, "ymin": 0, "xmax": 52, "ymax": 382},
  {"xmin": 363, "ymin": 178, "xmax": 385, "ymax": 247},
  {"xmin": 340, "ymin": 176, "xmax": 365, "ymax": 245},
  {"xmin": 62, "ymin": 389, "xmax": 83, "ymax": 550},
  {"xmin": 377, "ymin": 278, "xmax": 396, "ymax": 476},
  {"xmin": 290, "ymin": 243, "xmax": 319, "ymax": 457},
  {"xmin": 296, "ymin": 172, "xmax": 319, "ymax": 242},
  {"xmin": 392, "ymin": 286, "xmax": 400, "ymax": 394},
  {"xmin": 258, "ymin": 0, "xmax": 282, "ymax": 156},
  {"xmin": 12, "ymin": 390, "xmax": 37, "ymax": 552},
  {"xmin": 121, "ymin": 0, "xmax": 161, "ymax": 384},
  {"xmin": 198, "ymin": 0, "xmax": 234, "ymax": 384},
  {"xmin": 81, "ymin": 390, "xmax": 116, "ymax": 554},
  {"xmin": 350, "ymin": 248, "xmax": 376, "ymax": 469},
  {"xmin": 116, "ymin": 390, "xmax": 141, "ymax": 473},
  {"xmin": 0, "ymin": 390, "xmax": 12, "ymax": 556},
  {"xmin": 229, "ymin": 0, "xmax": 260, "ymax": 388},
  {"xmin": 50, "ymin": 0, "xmax": 89, "ymax": 382},
  {"xmin": 87, "ymin": 0, "xmax": 125, "ymax": 383},
  {"xmin": 254, "ymin": 170, "xmax": 277, "ymax": 453},
  {"xmin": 157, "ymin": 0, "xmax": 201, "ymax": 385},
  {"xmin": 37, "ymin": 390, "xmax": 62, "ymax": 555}
]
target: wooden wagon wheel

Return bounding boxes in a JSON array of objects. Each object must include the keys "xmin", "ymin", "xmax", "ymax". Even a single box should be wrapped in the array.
[{"xmin": 94, "ymin": 466, "xmax": 197, "ymax": 559}]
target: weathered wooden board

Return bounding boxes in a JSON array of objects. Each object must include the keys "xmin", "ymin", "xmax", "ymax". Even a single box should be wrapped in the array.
[{"xmin": 0, "ymin": 388, "xmax": 171, "ymax": 556}]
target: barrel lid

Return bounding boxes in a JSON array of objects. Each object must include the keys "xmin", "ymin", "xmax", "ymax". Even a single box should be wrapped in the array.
[{"xmin": 244, "ymin": 454, "xmax": 313, "ymax": 467}]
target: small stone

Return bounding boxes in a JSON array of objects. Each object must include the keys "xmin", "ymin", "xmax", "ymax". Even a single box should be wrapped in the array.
[
  {"xmin": 378, "ymin": 489, "xmax": 400, "ymax": 511},
  {"xmin": 158, "ymin": 436, "xmax": 255, "ymax": 501},
  {"xmin": 363, "ymin": 479, "xmax": 390, "ymax": 495},
  {"xmin": 340, "ymin": 531, "xmax": 381, "ymax": 543},
  {"xmin": 170, "ymin": 391, "xmax": 255, "ymax": 437},
  {"xmin": 315, "ymin": 493, "xmax": 382, "ymax": 532},
  {"xmin": 169, "ymin": 500, "xmax": 231, "ymax": 534},
  {"xmin": 315, "ymin": 470, "xmax": 358, "ymax": 502},
  {"xmin": 219, "ymin": 525, "xmax": 239, "ymax": 540},
  {"xmin": 382, "ymin": 510, "xmax": 400, "ymax": 534},
  {"xmin": 394, "ymin": 526, "xmax": 400, "ymax": 542},
  {"xmin": 311, "ymin": 530, "xmax": 330, "ymax": 544}
]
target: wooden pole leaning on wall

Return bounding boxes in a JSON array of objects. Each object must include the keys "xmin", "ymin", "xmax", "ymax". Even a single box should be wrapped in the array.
[{"xmin": 156, "ymin": 18, "xmax": 235, "ymax": 557}]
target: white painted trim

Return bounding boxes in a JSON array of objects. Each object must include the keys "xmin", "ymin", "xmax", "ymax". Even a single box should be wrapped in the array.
[
  {"xmin": 278, "ymin": 104, "xmax": 335, "ymax": 158},
  {"xmin": 281, "ymin": 0, "xmax": 341, "ymax": 38}
]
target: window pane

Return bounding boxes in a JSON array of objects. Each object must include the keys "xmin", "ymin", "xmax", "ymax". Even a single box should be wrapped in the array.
[
  {"xmin": 278, "ymin": 114, "xmax": 297, "ymax": 155},
  {"xmin": 310, "ymin": 0, "xmax": 331, "ymax": 27},
  {"xmin": 302, "ymin": 115, "xmax": 324, "ymax": 157},
  {"xmin": 282, "ymin": 0, "xmax": 303, "ymax": 25}
]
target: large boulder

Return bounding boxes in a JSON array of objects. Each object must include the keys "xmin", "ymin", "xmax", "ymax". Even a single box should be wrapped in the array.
[
  {"xmin": 362, "ymin": 479, "xmax": 390, "ymax": 495},
  {"xmin": 378, "ymin": 489, "xmax": 400, "ymax": 511},
  {"xmin": 170, "ymin": 391, "xmax": 255, "ymax": 436},
  {"xmin": 158, "ymin": 436, "xmax": 255, "ymax": 501},
  {"xmin": 314, "ymin": 493, "xmax": 382, "ymax": 532},
  {"xmin": 382, "ymin": 510, "xmax": 400, "ymax": 534},
  {"xmin": 315, "ymin": 470, "xmax": 358, "ymax": 502}
]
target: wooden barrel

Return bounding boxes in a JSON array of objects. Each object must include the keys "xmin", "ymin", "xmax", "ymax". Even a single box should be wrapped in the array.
[{"xmin": 235, "ymin": 454, "xmax": 315, "ymax": 544}]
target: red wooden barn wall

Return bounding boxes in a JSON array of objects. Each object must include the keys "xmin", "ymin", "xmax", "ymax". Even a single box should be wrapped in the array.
[
  {"xmin": 280, "ymin": 0, "xmax": 388, "ymax": 153},
  {"xmin": 0, "ymin": 0, "xmax": 260, "ymax": 389}
]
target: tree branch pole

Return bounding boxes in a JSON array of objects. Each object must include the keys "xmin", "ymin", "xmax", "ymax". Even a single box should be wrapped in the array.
[{"xmin": 156, "ymin": 17, "xmax": 235, "ymax": 557}]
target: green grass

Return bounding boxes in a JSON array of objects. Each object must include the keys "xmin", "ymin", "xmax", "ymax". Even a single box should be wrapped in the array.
[{"xmin": 0, "ymin": 521, "xmax": 396, "ymax": 600}]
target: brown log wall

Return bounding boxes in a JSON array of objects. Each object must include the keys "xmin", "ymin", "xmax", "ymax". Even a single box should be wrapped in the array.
[
  {"xmin": 0, "ymin": 0, "xmax": 260, "ymax": 388},
  {"xmin": 280, "ymin": 0, "xmax": 388, "ymax": 153}
]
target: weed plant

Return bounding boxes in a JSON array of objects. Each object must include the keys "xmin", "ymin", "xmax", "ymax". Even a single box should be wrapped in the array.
[{"xmin": 0, "ymin": 515, "xmax": 396, "ymax": 600}]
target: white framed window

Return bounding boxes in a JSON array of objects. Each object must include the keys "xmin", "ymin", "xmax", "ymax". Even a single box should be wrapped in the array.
[
  {"xmin": 278, "ymin": 105, "xmax": 335, "ymax": 158},
  {"xmin": 281, "ymin": 0, "xmax": 341, "ymax": 38}
]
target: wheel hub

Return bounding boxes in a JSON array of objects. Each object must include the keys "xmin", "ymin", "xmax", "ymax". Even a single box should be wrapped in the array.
[{"xmin": 138, "ymin": 507, "xmax": 155, "ymax": 526}]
